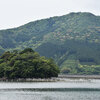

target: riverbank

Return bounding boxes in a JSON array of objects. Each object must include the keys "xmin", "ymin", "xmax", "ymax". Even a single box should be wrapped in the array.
[
  {"xmin": 0, "ymin": 75, "xmax": 100, "ymax": 82},
  {"xmin": 0, "ymin": 78, "xmax": 60, "ymax": 82},
  {"xmin": 58, "ymin": 75, "xmax": 100, "ymax": 79}
]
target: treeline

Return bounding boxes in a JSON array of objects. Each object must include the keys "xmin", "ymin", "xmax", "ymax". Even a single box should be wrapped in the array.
[
  {"xmin": 61, "ymin": 64, "xmax": 100, "ymax": 75},
  {"xmin": 0, "ymin": 48, "xmax": 60, "ymax": 79}
]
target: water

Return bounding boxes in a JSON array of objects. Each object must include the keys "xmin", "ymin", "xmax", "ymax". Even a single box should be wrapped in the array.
[{"xmin": 0, "ymin": 78, "xmax": 100, "ymax": 100}]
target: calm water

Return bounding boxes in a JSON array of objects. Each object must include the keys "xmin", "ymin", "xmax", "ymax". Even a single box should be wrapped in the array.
[{"xmin": 0, "ymin": 78, "xmax": 100, "ymax": 100}]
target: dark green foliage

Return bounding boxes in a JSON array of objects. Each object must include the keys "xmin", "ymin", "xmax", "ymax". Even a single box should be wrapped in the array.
[
  {"xmin": 19, "ymin": 48, "xmax": 35, "ymax": 54},
  {"xmin": 0, "ymin": 49, "xmax": 59, "ymax": 79}
]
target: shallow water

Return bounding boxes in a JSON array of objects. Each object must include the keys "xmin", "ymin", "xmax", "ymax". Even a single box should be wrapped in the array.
[{"xmin": 0, "ymin": 79, "xmax": 100, "ymax": 100}]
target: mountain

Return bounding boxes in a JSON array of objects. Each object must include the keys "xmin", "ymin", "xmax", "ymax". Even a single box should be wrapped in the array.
[{"xmin": 0, "ymin": 12, "xmax": 100, "ymax": 74}]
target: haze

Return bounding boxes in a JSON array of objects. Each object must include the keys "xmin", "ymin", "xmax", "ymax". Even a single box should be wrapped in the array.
[{"xmin": 0, "ymin": 0, "xmax": 100, "ymax": 29}]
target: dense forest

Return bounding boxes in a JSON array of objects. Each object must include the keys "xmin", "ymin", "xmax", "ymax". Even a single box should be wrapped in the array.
[
  {"xmin": 0, "ymin": 48, "xmax": 60, "ymax": 79},
  {"xmin": 0, "ymin": 12, "xmax": 100, "ymax": 74}
]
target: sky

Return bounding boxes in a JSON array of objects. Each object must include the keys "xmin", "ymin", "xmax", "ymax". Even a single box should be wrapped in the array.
[{"xmin": 0, "ymin": 0, "xmax": 100, "ymax": 29}]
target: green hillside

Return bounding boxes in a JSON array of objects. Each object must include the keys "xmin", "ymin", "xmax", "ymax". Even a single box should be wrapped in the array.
[{"xmin": 0, "ymin": 12, "xmax": 100, "ymax": 74}]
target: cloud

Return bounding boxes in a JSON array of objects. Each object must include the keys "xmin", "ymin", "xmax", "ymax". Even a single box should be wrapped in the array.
[{"xmin": 0, "ymin": 0, "xmax": 100, "ymax": 29}]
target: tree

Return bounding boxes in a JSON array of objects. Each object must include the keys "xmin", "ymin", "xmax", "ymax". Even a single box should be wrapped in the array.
[{"xmin": 0, "ymin": 48, "xmax": 60, "ymax": 79}]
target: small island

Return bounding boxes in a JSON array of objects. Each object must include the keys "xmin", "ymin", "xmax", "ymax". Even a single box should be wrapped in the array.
[{"xmin": 0, "ymin": 48, "xmax": 60, "ymax": 81}]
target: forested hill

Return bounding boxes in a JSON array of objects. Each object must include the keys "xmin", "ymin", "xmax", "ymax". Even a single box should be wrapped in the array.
[{"xmin": 0, "ymin": 12, "xmax": 100, "ymax": 74}]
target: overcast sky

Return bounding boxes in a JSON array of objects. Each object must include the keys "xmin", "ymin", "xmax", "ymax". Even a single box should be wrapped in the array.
[{"xmin": 0, "ymin": 0, "xmax": 100, "ymax": 29}]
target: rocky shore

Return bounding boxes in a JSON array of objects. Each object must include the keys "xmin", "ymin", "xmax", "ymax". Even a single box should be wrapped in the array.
[
  {"xmin": 0, "ymin": 75, "xmax": 100, "ymax": 82},
  {"xmin": 58, "ymin": 75, "xmax": 100, "ymax": 79},
  {"xmin": 0, "ymin": 77, "xmax": 60, "ymax": 82}
]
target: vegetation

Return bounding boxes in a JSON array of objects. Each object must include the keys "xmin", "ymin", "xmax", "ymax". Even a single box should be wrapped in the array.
[
  {"xmin": 36, "ymin": 40, "xmax": 100, "ymax": 74},
  {"xmin": 0, "ymin": 12, "xmax": 100, "ymax": 50},
  {"xmin": 0, "ymin": 12, "xmax": 100, "ymax": 74},
  {"xmin": 61, "ymin": 61, "xmax": 100, "ymax": 75},
  {"xmin": 0, "ymin": 48, "xmax": 60, "ymax": 79}
]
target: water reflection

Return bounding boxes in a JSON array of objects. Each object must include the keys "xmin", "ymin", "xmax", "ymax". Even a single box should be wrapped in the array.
[
  {"xmin": 0, "ymin": 79, "xmax": 100, "ymax": 100},
  {"xmin": 0, "ymin": 90, "xmax": 100, "ymax": 100},
  {"xmin": 0, "ymin": 79, "xmax": 100, "ymax": 89}
]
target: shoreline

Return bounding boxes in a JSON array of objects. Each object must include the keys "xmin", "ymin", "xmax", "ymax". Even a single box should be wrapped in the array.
[
  {"xmin": 58, "ymin": 75, "xmax": 100, "ymax": 79},
  {"xmin": 0, "ymin": 75, "xmax": 100, "ymax": 82},
  {"xmin": 0, "ymin": 78, "xmax": 60, "ymax": 82}
]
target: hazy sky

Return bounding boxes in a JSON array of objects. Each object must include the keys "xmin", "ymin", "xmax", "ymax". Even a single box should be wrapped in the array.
[{"xmin": 0, "ymin": 0, "xmax": 100, "ymax": 29}]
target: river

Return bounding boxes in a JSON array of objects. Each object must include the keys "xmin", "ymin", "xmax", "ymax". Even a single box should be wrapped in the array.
[{"xmin": 0, "ymin": 78, "xmax": 100, "ymax": 100}]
